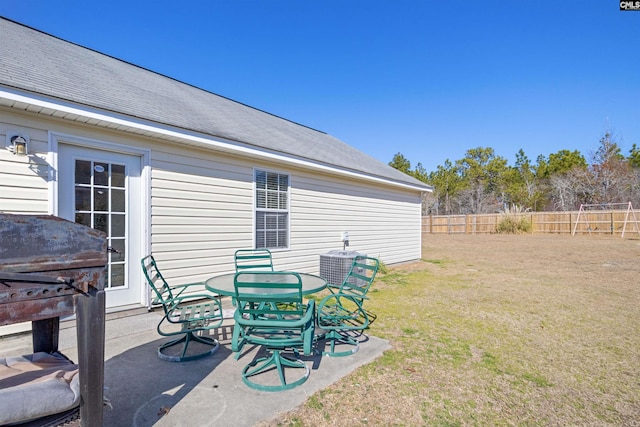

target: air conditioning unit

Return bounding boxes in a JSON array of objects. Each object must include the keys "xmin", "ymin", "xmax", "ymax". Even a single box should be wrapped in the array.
[{"xmin": 319, "ymin": 250, "xmax": 363, "ymax": 287}]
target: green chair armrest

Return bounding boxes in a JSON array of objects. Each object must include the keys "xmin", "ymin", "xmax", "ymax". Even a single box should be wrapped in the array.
[
  {"xmin": 318, "ymin": 292, "xmax": 367, "ymax": 310},
  {"xmin": 234, "ymin": 301, "xmax": 314, "ymax": 328},
  {"xmin": 318, "ymin": 293, "xmax": 368, "ymax": 328},
  {"xmin": 163, "ymin": 294, "xmax": 223, "ymax": 327}
]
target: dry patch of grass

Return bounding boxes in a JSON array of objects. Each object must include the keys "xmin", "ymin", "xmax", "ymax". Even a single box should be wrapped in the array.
[{"xmin": 262, "ymin": 234, "xmax": 640, "ymax": 426}]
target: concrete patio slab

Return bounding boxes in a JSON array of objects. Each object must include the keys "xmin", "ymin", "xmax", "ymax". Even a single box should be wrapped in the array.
[{"xmin": 0, "ymin": 309, "xmax": 391, "ymax": 426}]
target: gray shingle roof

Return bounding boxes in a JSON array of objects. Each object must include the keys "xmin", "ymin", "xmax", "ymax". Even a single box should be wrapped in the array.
[{"xmin": 0, "ymin": 17, "xmax": 429, "ymax": 190}]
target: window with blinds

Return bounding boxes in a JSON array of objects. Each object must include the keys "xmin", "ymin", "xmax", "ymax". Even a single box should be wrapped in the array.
[{"xmin": 255, "ymin": 169, "xmax": 289, "ymax": 249}]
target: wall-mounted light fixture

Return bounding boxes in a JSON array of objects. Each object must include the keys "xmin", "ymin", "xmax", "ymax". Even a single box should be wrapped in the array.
[{"xmin": 7, "ymin": 133, "xmax": 29, "ymax": 156}]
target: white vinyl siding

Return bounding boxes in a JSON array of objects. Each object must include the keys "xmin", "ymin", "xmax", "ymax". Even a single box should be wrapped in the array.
[
  {"xmin": 146, "ymin": 148, "xmax": 421, "ymax": 286},
  {"xmin": 0, "ymin": 111, "xmax": 424, "ymax": 302},
  {"xmin": 0, "ymin": 119, "xmax": 50, "ymax": 214},
  {"xmin": 288, "ymin": 170, "xmax": 422, "ymax": 270},
  {"xmin": 147, "ymin": 147, "xmax": 256, "ymax": 286}
]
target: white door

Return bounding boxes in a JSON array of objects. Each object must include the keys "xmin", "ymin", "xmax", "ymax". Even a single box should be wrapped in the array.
[{"xmin": 58, "ymin": 144, "xmax": 144, "ymax": 308}]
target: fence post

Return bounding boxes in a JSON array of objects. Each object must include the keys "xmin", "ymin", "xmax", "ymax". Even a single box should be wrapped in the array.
[
  {"xmin": 569, "ymin": 212, "xmax": 572, "ymax": 235},
  {"xmin": 611, "ymin": 211, "xmax": 614, "ymax": 235},
  {"xmin": 530, "ymin": 213, "xmax": 534, "ymax": 233}
]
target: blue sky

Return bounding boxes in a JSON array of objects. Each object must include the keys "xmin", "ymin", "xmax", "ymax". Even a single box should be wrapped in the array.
[{"xmin": 2, "ymin": 1, "xmax": 639, "ymax": 173}]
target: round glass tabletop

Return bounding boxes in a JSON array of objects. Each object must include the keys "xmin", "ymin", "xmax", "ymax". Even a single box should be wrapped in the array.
[{"xmin": 205, "ymin": 272, "xmax": 327, "ymax": 296}]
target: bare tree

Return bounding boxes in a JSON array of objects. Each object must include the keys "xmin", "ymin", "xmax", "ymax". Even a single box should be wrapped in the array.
[{"xmin": 588, "ymin": 132, "xmax": 636, "ymax": 205}]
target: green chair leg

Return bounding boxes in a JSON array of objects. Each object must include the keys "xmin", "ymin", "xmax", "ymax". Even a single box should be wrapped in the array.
[
  {"xmin": 241, "ymin": 350, "xmax": 309, "ymax": 391},
  {"xmin": 158, "ymin": 331, "xmax": 220, "ymax": 362},
  {"xmin": 322, "ymin": 330, "xmax": 360, "ymax": 357}
]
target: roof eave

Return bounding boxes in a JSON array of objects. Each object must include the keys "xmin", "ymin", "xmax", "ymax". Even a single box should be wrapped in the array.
[{"xmin": 0, "ymin": 86, "xmax": 433, "ymax": 193}]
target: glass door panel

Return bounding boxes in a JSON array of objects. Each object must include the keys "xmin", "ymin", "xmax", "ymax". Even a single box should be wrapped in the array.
[{"xmin": 74, "ymin": 160, "xmax": 127, "ymax": 290}]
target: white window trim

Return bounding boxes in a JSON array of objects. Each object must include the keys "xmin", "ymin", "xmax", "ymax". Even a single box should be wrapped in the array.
[{"xmin": 253, "ymin": 167, "xmax": 291, "ymax": 251}]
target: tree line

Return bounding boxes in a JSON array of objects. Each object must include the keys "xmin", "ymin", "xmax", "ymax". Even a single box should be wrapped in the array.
[{"xmin": 389, "ymin": 132, "xmax": 640, "ymax": 214}]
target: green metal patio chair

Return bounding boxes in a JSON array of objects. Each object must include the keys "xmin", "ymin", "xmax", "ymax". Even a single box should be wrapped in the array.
[
  {"xmin": 141, "ymin": 255, "xmax": 224, "ymax": 362},
  {"xmin": 231, "ymin": 271, "xmax": 316, "ymax": 391},
  {"xmin": 317, "ymin": 255, "xmax": 379, "ymax": 357},
  {"xmin": 234, "ymin": 248, "xmax": 276, "ymax": 310},
  {"xmin": 234, "ymin": 248, "xmax": 274, "ymax": 272}
]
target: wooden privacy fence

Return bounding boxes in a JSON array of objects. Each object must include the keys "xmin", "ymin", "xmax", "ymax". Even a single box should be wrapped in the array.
[{"xmin": 422, "ymin": 210, "xmax": 640, "ymax": 236}]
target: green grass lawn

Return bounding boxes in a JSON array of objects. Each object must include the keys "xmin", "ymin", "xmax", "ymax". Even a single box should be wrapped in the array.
[{"xmin": 265, "ymin": 234, "xmax": 640, "ymax": 426}]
